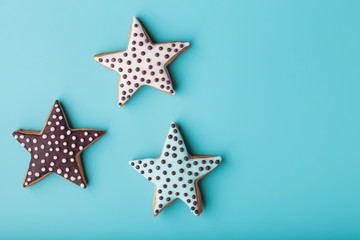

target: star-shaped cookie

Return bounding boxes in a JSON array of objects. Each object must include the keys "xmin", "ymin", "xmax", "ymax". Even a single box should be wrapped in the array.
[
  {"xmin": 94, "ymin": 17, "xmax": 190, "ymax": 107},
  {"xmin": 12, "ymin": 100, "xmax": 106, "ymax": 188},
  {"xmin": 129, "ymin": 123, "xmax": 222, "ymax": 216}
]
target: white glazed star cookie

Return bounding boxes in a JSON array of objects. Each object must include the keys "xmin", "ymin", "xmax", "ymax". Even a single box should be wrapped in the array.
[
  {"xmin": 94, "ymin": 17, "xmax": 190, "ymax": 107},
  {"xmin": 129, "ymin": 123, "xmax": 222, "ymax": 216}
]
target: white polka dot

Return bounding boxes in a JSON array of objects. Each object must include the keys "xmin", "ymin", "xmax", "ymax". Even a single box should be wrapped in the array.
[
  {"xmin": 25, "ymin": 182, "xmax": 28, "ymax": 186},
  {"xmin": 34, "ymin": 147, "xmax": 38, "ymax": 151},
  {"xmin": 74, "ymin": 169, "xmax": 78, "ymax": 173},
  {"xmin": 65, "ymin": 168, "xmax": 70, "ymax": 172},
  {"xmin": 20, "ymin": 135, "xmax": 24, "ymax": 139},
  {"xmin": 59, "ymin": 116, "xmax": 63, "ymax": 120},
  {"xmin": 45, "ymin": 153, "xmax": 49, "ymax": 157},
  {"xmin": 84, "ymin": 132, "xmax": 88, "ymax": 136},
  {"xmin": 49, "ymin": 167, "xmax": 53, "ymax": 171},
  {"xmin": 41, "ymin": 167, "xmax": 46, "ymax": 172},
  {"xmin": 80, "ymin": 183, "xmax": 85, "ymax": 188},
  {"xmin": 55, "ymin": 104, "xmax": 58, "ymax": 107},
  {"xmin": 60, "ymin": 135, "xmax": 65, "ymax": 139},
  {"xmin": 63, "ymin": 149, "xmax": 68, "ymax": 153},
  {"xmin": 50, "ymin": 127, "xmax": 55, "ymax": 131},
  {"xmin": 56, "ymin": 108, "xmax": 60, "ymax": 112},
  {"xmin": 49, "ymin": 148, "xmax": 53, "ymax": 151},
  {"xmin": 53, "ymin": 156, "xmax": 58, "ymax": 160},
  {"xmin": 63, "ymin": 142, "xmax": 67, "ymax": 146},
  {"xmin": 28, "ymin": 171, "xmax": 32, "ymax": 175},
  {"xmin": 71, "ymin": 144, "xmax": 76, "ymax": 148},
  {"xmin": 56, "ymin": 121, "xmax": 60, "ymax": 125},
  {"xmin": 48, "ymin": 141, "xmax": 52, "ymax": 145},
  {"xmin": 48, "ymin": 121, "xmax": 52, "ymax": 125},
  {"xmin": 35, "ymin": 172, "xmax": 40, "ymax": 177},
  {"xmin": 27, "ymin": 178, "xmax": 31, "ymax": 181},
  {"xmin": 70, "ymin": 176, "xmax": 76, "ymax": 181},
  {"xmin": 94, "ymin": 133, "xmax": 98, "ymax": 137},
  {"xmin": 77, "ymin": 176, "xmax": 81, "ymax": 180},
  {"xmin": 41, "ymin": 144, "xmax": 45, "ymax": 149},
  {"xmin": 64, "ymin": 174, "xmax": 68, "ymax": 178},
  {"xmin": 89, "ymin": 137, "xmax": 93, "ymax": 142},
  {"xmin": 79, "ymin": 146, "xmax": 83, "ymax": 150},
  {"xmin": 42, "ymin": 134, "xmax": 47, "ymax": 139},
  {"xmin": 26, "ymin": 138, "xmax": 30, "ymax": 142},
  {"xmin": 34, "ymin": 154, "xmax": 38, "ymax": 159},
  {"xmin": 60, "ymin": 126, "xmax": 65, "ymax": 130},
  {"xmin": 51, "ymin": 135, "xmax": 55, "ymax": 139},
  {"xmin": 55, "ymin": 141, "xmax": 59, "ymax": 145},
  {"xmin": 69, "ymin": 151, "xmax": 73, "ymax": 156},
  {"xmin": 62, "ymin": 158, "xmax": 67, "ymax": 163},
  {"xmin": 52, "ymin": 115, "xmax": 57, "ymax": 119},
  {"xmin": 70, "ymin": 158, "xmax": 75, "ymax": 162},
  {"xmin": 28, "ymin": 148, "xmax": 32, "ymax": 152},
  {"xmin": 21, "ymin": 143, "xmax": 25, "ymax": 147},
  {"xmin": 50, "ymin": 162, "xmax": 55, "ymax": 166},
  {"xmin": 55, "ymin": 148, "xmax": 60, "ymax": 152},
  {"xmin": 80, "ymin": 138, "xmax": 84, "ymax": 142},
  {"xmin": 14, "ymin": 135, "xmax": 18, "ymax": 139},
  {"xmin": 31, "ymin": 163, "xmax": 36, "ymax": 167},
  {"xmin": 41, "ymin": 159, "xmax": 45, "ymax": 164},
  {"xmin": 33, "ymin": 139, "xmax": 37, "ymax": 143},
  {"xmin": 57, "ymin": 169, "xmax": 62, "ymax": 174},
  {"xmin": 66, "ymin": 130, "xmax": 71, "ymax": 135},
  {"xmin": 72, "ymin": 136, "xmax": 76, "ymax": 140}
]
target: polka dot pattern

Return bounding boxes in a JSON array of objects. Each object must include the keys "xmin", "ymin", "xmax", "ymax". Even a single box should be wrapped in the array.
[
  {"xmin": 12, "ymin": 100, "xmax": 106, "ymax": 188},
  {"xmin": 129, "ymin": 122, "xmax": 222, "ymax": 216},
  {"xmin": 94, "ymin": 17, "xmax": 190, "ymax": 107}
]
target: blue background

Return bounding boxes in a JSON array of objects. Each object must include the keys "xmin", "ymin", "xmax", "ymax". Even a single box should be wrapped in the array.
[{"xmin": 0, "ymin": 0, "xmax": 359, "ymax": 239}]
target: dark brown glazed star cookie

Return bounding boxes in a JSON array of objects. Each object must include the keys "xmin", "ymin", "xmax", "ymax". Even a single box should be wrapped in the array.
[{"xmin": 12, "ymin": 100, "xmax": 105, "ymax": 188}]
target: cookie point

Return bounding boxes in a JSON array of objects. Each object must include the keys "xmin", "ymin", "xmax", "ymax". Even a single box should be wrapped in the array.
[
  {"xmin": 132, "ymin": 16, "xmax": 140, "ymax": 24},
  {"xmin": 184, "ymin": 42, "xmax": 190, "ymax": 47},
  {"xmin": 170, "ymin": 122, "xmax": 177, "ymax": 129},
  {"xmin": 129, "ymin": 160, "xmax": 138, "ymax": 168}
]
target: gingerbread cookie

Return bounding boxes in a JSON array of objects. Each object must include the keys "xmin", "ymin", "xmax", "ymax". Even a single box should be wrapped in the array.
[
  {"xmin": 129, "ymin": 123, "xmax": 222, "ymax": 216},
  {"xmin": 12, "ymin": 100, "xmax": 106, "ymax": 188},
  {"xmin": 94, "ymin": 17, "xmax": 190, "ymax": 107}
]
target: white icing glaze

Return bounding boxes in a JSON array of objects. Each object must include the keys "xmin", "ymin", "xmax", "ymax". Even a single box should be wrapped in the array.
[
  {"xmin": 94, "ymin": 17, "xmax": 190, "ymax": 107},
  {"xmin": 129, "ymin": 122, "xmax": 222, "ymax": 216}
]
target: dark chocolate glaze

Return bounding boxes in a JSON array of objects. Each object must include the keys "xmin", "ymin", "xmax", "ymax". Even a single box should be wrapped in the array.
[{"xmin": 13, "ymin": 100, "xmax": 105, "ymax": 188}]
